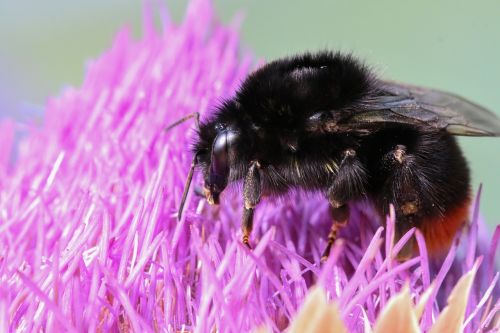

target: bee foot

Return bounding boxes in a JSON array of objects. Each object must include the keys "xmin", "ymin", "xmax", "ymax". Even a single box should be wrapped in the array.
[
  {"xmin": 320, "ymin": 245, "xmax": 332, "ymax": 263},
  {"xmin": 242, "ymin": 236, "xmax": 252, "ymax": 249}
]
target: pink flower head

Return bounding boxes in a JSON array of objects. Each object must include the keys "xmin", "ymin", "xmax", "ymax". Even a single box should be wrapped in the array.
[{"xmin": 0, "ymin": 0, "xmax": 497, "ymax": 332}]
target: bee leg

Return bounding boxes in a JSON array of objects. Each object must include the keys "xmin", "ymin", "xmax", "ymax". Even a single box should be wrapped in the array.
[
  {"xmin": 242, "ymin": 161, "xmax": 262, "ymax": 248},
  {"xmin": 381, "ymin": 144, "xmax": 420, "ymax": 260},
  {"xmin": 322, "ymin": 148, "xmax": 368, "ymax": 260},
  {"xmin": 321, "ymin": 204, "xmax": 349, "ymax": 261},
  {"xmin": 242, "ymin": 208, "xmax": 254, "ymax": 248}
]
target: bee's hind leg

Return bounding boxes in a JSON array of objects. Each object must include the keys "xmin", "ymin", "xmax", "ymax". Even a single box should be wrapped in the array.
[
  {"xmin": 379, "ymin": 144, "xmax": 421, "ymax": 260},
  {"xmin": 242, "ymin": 161, "xmax": 262, "ymax": 248},
  {"xmin": 322, "ymin": 148, "xmax": 368, "ymax": 261}
]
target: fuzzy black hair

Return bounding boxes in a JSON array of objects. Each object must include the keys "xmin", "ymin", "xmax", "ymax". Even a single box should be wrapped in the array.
[
  {"xmin": 190, "ymin": 50, "xmax": 472, "ymax": 257},
  {"xmin": 194, "ymin": 51, "xmax": 376, "ymax": 165}
]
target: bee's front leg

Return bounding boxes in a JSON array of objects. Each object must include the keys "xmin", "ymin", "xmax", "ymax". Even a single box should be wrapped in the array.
[
  {"xmin": 322, "ymin": 148, "xmax": 368, "ymax": 260},
  {"xmin": 242, "ymin": 161, "xmax": 262, "ymax": 248}
]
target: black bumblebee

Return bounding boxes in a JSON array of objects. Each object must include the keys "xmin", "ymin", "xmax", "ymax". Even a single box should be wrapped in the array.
[{"xmin": 170, "ymin": 51, "xmax": 500, "ymax": 259}]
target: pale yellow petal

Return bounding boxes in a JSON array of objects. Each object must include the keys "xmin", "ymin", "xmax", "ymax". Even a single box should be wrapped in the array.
[
  {"xmin": 288, "ymin": 286, "xmax": 348, "ymax": 333},
  {"xmin": 307, "ymin": 302, "xmax": 348, "ymax": 333},
  {"xmin": 429, "ymin": 264, "xmax": 478, "ymax": 333},
  {"xmin": 288, "ymin": 286, "xmax": 327, "ymax": 333},
  {"xmin": 373, "ymin": 286, "xmax": 421, "ymax": 333},
  {"xmin": 252, "ymin": 325, "xmax": 271, "ymax": 333},
  {"xmin": 414, "ymin": 282, "xmax": 435, "ymax": 321}
]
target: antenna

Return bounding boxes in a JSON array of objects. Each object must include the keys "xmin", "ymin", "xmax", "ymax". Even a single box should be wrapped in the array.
[{"xmin": 165, "ymin": 112, "xmax": 200, "ymax": 220}]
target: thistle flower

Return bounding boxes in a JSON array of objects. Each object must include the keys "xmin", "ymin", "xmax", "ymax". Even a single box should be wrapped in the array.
[{"xmin": 0, "ymin": 0, "xmax": 498, "ymax": 332}]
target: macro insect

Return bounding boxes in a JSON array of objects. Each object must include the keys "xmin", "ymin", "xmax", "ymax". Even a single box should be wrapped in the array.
[{"xmin": 168, "ymin": 51, "xmax": 500, "ymax": 259}]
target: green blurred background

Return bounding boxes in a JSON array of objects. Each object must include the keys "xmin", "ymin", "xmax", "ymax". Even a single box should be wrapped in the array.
[{"xmin": 0, "ymin": 0, "xmax": 499, "ymax": 226}]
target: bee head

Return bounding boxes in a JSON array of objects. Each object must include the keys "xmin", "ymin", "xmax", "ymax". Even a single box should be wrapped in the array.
[{"xmin": 194, "ymin": 101, "xmax": 245, "ymax": 204}]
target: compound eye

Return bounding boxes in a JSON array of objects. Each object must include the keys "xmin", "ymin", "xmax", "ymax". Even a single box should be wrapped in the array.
[{"xmin": 207, "ymin": 129, "xmax": 239, "ymax": 197}]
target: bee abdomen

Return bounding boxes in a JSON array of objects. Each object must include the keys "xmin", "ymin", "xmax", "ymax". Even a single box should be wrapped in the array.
[{"xmin": 418, "ymin": 197, "xmax": 470, "ymax": 256}]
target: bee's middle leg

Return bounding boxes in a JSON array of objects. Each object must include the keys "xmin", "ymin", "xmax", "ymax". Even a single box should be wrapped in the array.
[
  {"xmin": 242, "ymin": 161, "xmax": 262, "ymax": 248},
  {"xmin": 322, "ymin": 149, "xmax": 368, "ymax": 260}
]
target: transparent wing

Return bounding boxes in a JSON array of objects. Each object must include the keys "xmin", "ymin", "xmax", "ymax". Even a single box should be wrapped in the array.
[{"xmin": 341, "ymin": 80, "xmax": 500, "ymax": 136}]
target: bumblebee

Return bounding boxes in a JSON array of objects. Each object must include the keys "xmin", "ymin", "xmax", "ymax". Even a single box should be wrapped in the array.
[{"xmin": 170, "ymin": 51, "xmax": 500, "ymax": 259}]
